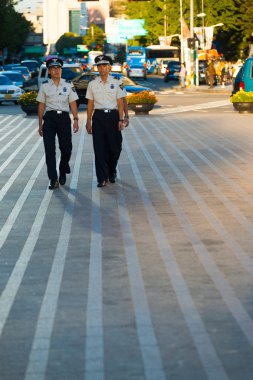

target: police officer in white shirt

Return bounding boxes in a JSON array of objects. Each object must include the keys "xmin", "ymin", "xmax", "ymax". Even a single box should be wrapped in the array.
[
  {"xmin": 86, "ymin": 55, "xmax": 126, "ymax": 187},
  {"xmin": 37, "ymin": 57, "xmax": 79, "ymax": 190}
]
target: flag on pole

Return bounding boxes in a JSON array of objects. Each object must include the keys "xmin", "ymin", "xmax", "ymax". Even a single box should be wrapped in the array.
[{"xmin": 179, "ymin": 17, "xmax": 190, "ymax": 39}]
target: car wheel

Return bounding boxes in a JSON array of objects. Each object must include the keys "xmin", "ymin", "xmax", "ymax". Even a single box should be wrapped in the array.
[{"xmin": 14, "ymin": 101, "xmax": 18, "ymax": 105}]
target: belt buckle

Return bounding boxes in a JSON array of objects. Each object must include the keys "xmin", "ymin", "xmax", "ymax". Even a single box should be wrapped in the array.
[
  {"xmin": 57, "ymin": 111, "xmax": 62, "ymax": 114},
  {"xmin": 104, "ymin": 110, "xmax": 109, "ymax": 113}
]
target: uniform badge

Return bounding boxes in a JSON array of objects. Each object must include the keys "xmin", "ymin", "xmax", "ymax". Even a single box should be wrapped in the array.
[
  {"xmin": 110, "ymin": 84, "xmax": 114, "ymax": 89},
  {"xmin": 63, "ymin": 87, "xmax": 67, "ymax": 92}
]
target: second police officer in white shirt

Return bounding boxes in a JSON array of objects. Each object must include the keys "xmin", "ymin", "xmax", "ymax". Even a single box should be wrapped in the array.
[{"xmin": 86, "ymin": 55, "xmax": 127, "ymax": 187}]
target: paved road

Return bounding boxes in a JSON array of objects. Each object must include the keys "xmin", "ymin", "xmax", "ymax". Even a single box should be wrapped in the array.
[{"xmin": 0, "ymin": 103, "xmax": 253, "ymax": 380}]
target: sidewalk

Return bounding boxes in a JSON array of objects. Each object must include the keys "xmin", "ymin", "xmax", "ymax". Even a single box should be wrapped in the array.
[
  {"xmin": 0, "ymin": 108, "xmax": 253, "ymax": 380},
  {"xmin": 171, "ymin": 83, "xmax": 233, "ymax": 94}
]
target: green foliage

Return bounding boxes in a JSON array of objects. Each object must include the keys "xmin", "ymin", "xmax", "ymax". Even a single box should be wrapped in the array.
[
  {"xmin": 230, "ymin": 90, "xmax": 253, "ymax": 103},
  {"xmin": 18, "ymin": 91, "xmax": 38, "ymax": 106},
  {"xmin": 55, "ymin": 25, "xmax": 104, "ymax": 55},
  {"xmin": 0, "ymin": 0, "xmax": 33, "ymax": 56},
  {"xmin": 124, "ymin": 0, "xmax": 252, "ymax": 60},
  {"xmin": 55, "ymin": 33, "xmax": 82, "ymax": 55},
  {"xmin": 126, "ymin": 91, "xmax": 158, "ymax": 104}
]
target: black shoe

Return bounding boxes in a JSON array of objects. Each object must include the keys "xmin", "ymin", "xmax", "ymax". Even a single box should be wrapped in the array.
[
  {"xmin": 59, "ymin": 172, "xmax": 66, "ymax": 185},
  {"xmin": 97, "ymin": 181, "xmax": 107, "ymax": 188},
  {"xmin": 109, "ymin": 175, "xmax": 116, "ymax": 183},
  {"xmin": 48, "ymin": 179, "xmax": 59, "ymax": 190}
]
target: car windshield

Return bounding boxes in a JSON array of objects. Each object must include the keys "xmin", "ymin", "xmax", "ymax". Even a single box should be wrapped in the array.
[
  {"xmin": 22, "ymin": 62, "xmax": 39, "ymax": 70},
  {"xmin": 0, "ymin": 75, "xmax": 13, "ymax": 85},
  {"xmin": 4, "ymin": 73, "xmax": 23, "ymax": 81},
  {"xmin": 15, "ymin": 67, "xmax": 29, "ymax": 74},
  {"xmin": 62, "ymin": 67, "xmax": 83, "ymax": 80}
]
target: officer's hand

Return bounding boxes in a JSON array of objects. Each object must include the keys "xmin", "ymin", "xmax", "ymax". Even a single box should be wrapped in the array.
[
  {"xmin": 73, "ymin": 120, "xmax": 79, "ymax": 133},
  {"xmin": 118, "ymin": 120, "xmax": 124, "ymax": 131},
  {"xmin": 124, "ymin": 116, "xmax": 129, "ymax": 128},
  {"xmin": 86, "ymin": 122, "xmax": 92, "ymax": 135},
  {"xmin": 38, "ymin": 127, "xmax": 43, "ymax": 137}
]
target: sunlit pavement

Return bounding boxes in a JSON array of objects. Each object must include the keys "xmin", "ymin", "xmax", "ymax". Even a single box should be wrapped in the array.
[{"xmin": 0, "ymin": 107, "xmax": 253, "ymax": 380}]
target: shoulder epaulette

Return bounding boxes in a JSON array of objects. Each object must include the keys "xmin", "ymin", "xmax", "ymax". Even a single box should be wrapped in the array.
[{"xmin": 42, "ymin": 80, "xmax": 48, "ymax": 84}]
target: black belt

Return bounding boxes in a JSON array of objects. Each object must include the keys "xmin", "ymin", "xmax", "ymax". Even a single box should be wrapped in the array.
[
  {"xmin": 95, "ymin": 109, "xmax": 117, "ymax": 113},
  {"xmin": 46, "ymin": 110, "xmax": 68, "ymax": 115}
]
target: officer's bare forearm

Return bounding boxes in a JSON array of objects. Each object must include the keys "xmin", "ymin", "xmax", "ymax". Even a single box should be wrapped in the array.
[
  {"xmin": 86, "ymin": 100, "xmax": 94, "ymax": 122},
  {"xmin": 117, "ymin": 98, "xmax": 124, "ymax": 120},
  {"xmin": 38, "ymin": 102, "xmax": 45, "ymax": 127},
  {"xmin": 70, "ymin": 101, "xmax": 78, "ymax": 119}
]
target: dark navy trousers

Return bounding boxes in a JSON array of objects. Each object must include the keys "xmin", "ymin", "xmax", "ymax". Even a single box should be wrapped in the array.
[
  {"xmin": 42, "ymin": 111, "xmax": 72, "ymax": 180},
  {"xmin": 92, "ymin": 109, "xmax": 122, "ymax": 183}
]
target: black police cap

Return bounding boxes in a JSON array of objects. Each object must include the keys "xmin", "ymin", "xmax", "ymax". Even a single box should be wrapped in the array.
[
  {"xmin": 46, "ymin": 57, "xmax": 63, "ymax": 69},
  {"xmin": 94, "ymin": 55, "xmax": 113, "ymax": 66}
]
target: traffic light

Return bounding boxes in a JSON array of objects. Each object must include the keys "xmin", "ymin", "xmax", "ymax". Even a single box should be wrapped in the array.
[{"xmin": 187, "ymin": 38, "xmax": 195, "ymax": 49}]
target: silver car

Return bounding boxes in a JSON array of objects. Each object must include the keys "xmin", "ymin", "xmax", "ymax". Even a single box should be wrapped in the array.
[
  {"xmin": 0, "ymin": 75, "xmax": 24, "ymax": 104},
  {"xmin": 127, "ymin": 65, "xmax": 147, "ymax": 80}
]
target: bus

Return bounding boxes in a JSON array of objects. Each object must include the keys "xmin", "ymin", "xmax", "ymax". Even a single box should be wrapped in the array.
[
  {"xmin": 87, "ymin": 50, "xmax": 103, "ymax": 70},
  {"xmin": 145, "ymin": 45, "xmax": 180, "ymax": 74},
  {"xmin": 125, "ymin": 46, "xmax": 146, "ymax": 68}
]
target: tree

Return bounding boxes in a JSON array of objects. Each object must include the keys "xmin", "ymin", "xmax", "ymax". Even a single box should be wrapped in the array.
[
  {"xmin": 82, "ymin": 24, "xmax": 105, "ymax": 51},
  {"xmin": 55, "ymin": 33, "xmax": 82, "ymax": 55},
  {"xmin": 0, "ymin": 0, "xmax": 33, "ymax": 60},
  {"xmin": 124, "ymin": 0, "xmax": 252, "ymax": 60}
]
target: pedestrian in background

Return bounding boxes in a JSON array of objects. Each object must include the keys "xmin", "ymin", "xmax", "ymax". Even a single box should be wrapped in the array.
[
  {"xmin": 179, "ymin": 62, "xmax": 187, "ymax": 88},
  {"xmin": 206, "ymin": 60, "xmax": 216, "ymax": 88},
  {"xmin": 86, "ymin": 54, "xmax": 126, "ymax": 188},
  {"xmin": 37, "ymin": 57, "xmax": 79, "ymax": 190}
]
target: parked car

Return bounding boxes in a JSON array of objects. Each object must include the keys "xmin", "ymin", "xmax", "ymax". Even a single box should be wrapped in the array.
[
  {"xmin": 10, "ymin": 66, "xmax": 31, "ymax": 81},
  {"xmin": 127, "ymin": 65, "xmax": 147, "ymax": 80},
  {"xmin": 38, "ymin": 63, "xmax": 83, "ymax": 88},
  {"xmin": 232, "ymin": 57, "xmax": 253, "ymax": 94},
  {"xmin": 111, "ymin": 63, "xmax": 122, "ymax": 73},
  {"xmin": 0, "ymin": 71, "xmax": 25, "ymax": 88},
  {"xmin": 164, "ymin": 61, "xmax": 181, "ymax": 82},
  {"xmin": 158, "ymin": 59, "xmax": 170, "ymax": 75},
  {"xmin": 0, "ymin": 75, "xmax": 24, "ymax": 104},
  {"xmin": 72, "ymin": 72, "xmax": 153, "ymax": 105},
  {"xmin": 21, "ymin": 60, "xmax": 40, "ymax": 77}
]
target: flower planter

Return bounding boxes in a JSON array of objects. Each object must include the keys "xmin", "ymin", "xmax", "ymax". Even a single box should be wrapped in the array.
[
  {"xmin": 128, "ymin": 103, "xmax": 154, "ymax": 115},
  {"xmin": 233, "ymin": 102, "xmax": 253, "ymax": 113},
  {"xmin": 20, "ymin": 104, "xmax": 38, "ymax": 115}
]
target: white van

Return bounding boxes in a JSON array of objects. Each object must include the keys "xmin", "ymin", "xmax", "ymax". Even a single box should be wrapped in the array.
[{"xmin": 38, "ymin": 63, "xmax": 83, "ymax": 88}]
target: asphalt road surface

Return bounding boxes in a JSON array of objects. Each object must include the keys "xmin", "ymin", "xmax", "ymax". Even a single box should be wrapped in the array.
[{"xmin": 0, "ymin": 84, "xmax": 252, "ymax": 380}]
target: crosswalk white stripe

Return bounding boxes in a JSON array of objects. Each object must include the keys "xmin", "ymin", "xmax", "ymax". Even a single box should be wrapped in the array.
[
  {"xmin": 84, "ymin": 165, "xmax": 104, "ymax": 380},
  {"xmin": 150, "ymin": 100, "xmax": 230, "ymax": 115},
  {"xmin": 0, "ymin": 118, "xmax": 28, "ymax": 142},
  {"xmin": 0, "ymin": 115, "xmax": 19, "ymax": 129},
  {"xmin": 0, "ymin": 156, "xmax": 45, "ymax": 251},
  {"xmin": 189, "ymin": 116, "xmax": 253, "ymax": 162},
  {"xmin": 0, "ymin": 121, "xmax": 35, "ymax": 161},
  {"xmin": 151, "ymin": 117, "xmax": 253, "ymax": 272},
  {"xmin": 0, "ymin": 138, "xmax": 42, "ymax": 202},
  {"xmin": 123, "ymin": 135, "xmax": 229, "ymax": 380},
  {"xmin": 134, "ymin": 119, "xmax": 253, "ymax": 347},
  {"xmin": 25, "ymin": 126, "xmax": 86, "ymax": 380},
  {"xmin": 117, "ymin": 172, "xmax": 166, "ymax": 380}
]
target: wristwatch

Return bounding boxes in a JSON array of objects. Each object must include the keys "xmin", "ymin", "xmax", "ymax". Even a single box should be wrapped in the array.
[
  {"xmin": 119, "ymin": 119, "xmax": 124, "ymax": 122},
  {"xmin": 74, "ymin": 117, "xmax": 79, "ymax": 120}
]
